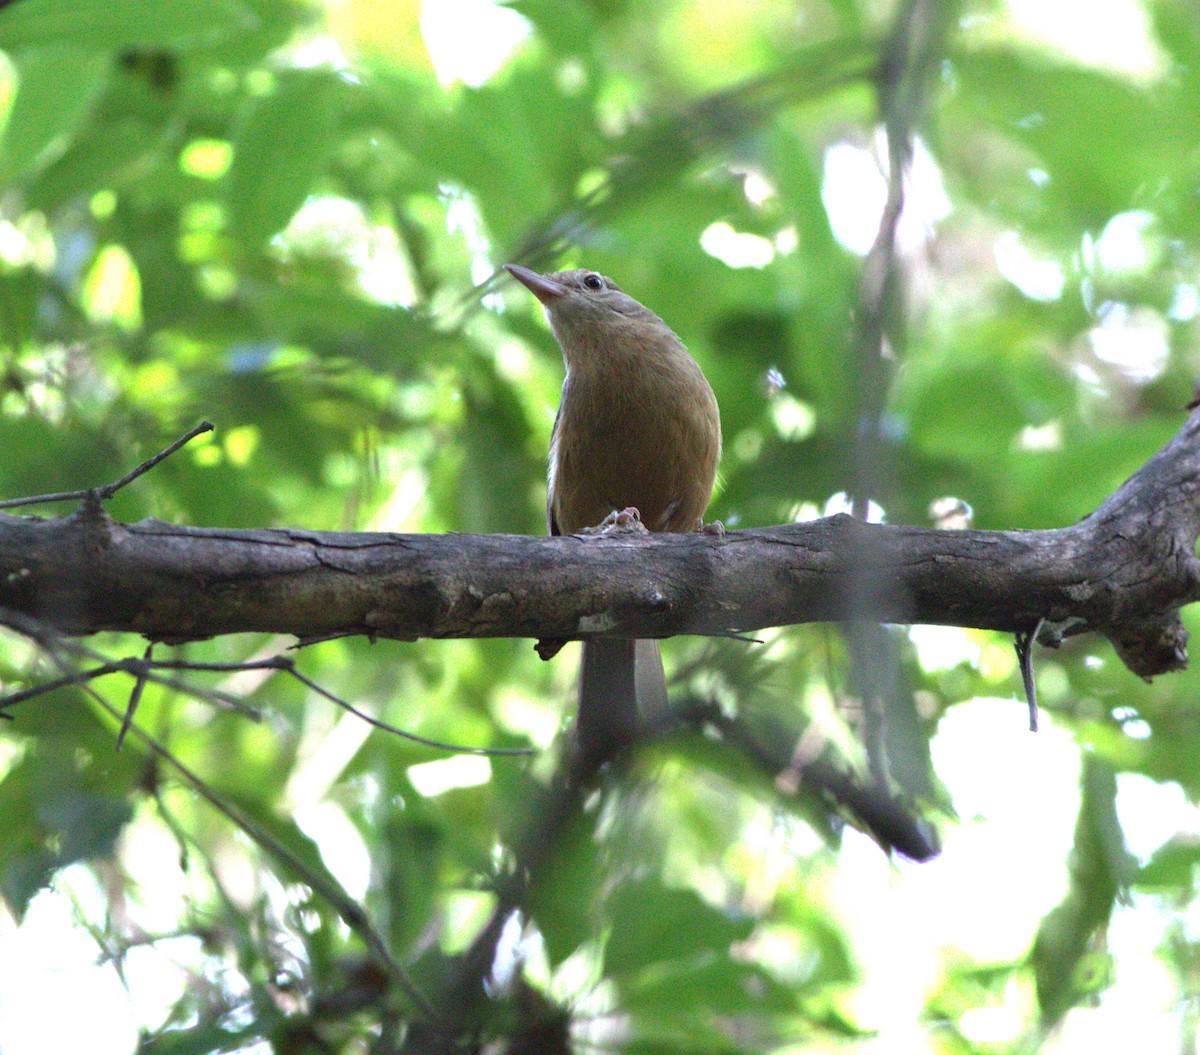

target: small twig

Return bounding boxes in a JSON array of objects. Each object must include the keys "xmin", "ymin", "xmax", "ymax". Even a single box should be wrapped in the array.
[
  {"xmin": 116, "ymin": 643, "xmax": 153, "ymax": 751},
  {"xmin": 1015, "ymin": 616, "xmax": 1045, "ymax": 732},
  {"xmin": 0, "ymin": 420, "xmax": 213, "ymax": 510},
  {"xmin": 0, "ymin": 663, "xmax": 123, "ymax": 712},
  {"xmin": 280, "ymin": 658, "xmax": 534, "ymax": 757},
  {"xmin": 114, "ymin": 651, "xmax": 534, "ymax": 755},
  {"xmin": 126, "ymin": 652, "xmax": 535, "ymax": 755},
  {"xmin": 293, "ymin": 630, "xmax": 365, "ymax": 649},
  {"xmin": 0, "ymin": 611, "xmax": 532, "ymax": 757},
  {"xmin": 7, "ymin": 608, "xmax": 438, "ymax": 1021},
  {"xmin": 0, "ymin": 655, "xmax": 260, "ymax": 723},
  {"xmin": 68, "ymin": 674, "xmax": 440, "ymax": 1023}
]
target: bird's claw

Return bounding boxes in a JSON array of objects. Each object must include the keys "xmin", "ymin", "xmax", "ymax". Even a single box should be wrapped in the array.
[{"xmin": 578, "ymin": 507, "xmax": 647, "ymax": 536}]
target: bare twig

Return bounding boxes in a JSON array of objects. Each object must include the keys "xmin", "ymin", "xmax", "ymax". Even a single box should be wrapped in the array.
[
  {"xmin": 116, "ymin": 642, "xmax": 153, "ymax": 751},
  {"xmin": 281, "ymin": 658, "xmax": 534, "ymax": 757},
  {"xmin": 112, "ymin": 651, "xmax": 533, "ymax": 755},
  {"xmin": 23, "ymin": 632, "xmax": 440, "ymax": 1024},
  {"xmin": 0, "ymin": 664, "xmax": 123, "ymax": 712},
  {"xmin": 0, "ymin": 612, "xmax": 532, "ymax": 757},
  {"xmin": 0, "ymin": 617, "xmax": 261, "ymax": 721},
  {"xmin": 0, "ymin": 420, "xmax": 213, "ymax": 510},
  {"xmin": 1016, "ymin": 617, "xmax": 1045, "ymax": 732},
  {"xmin": 845, "ymin": 0, "xmax": 954, "ymax": 784}
]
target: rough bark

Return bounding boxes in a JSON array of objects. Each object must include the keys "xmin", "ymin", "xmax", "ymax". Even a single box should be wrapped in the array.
[{"xmin": 4, "ymin": 412, "xmax": 1200, "ymax": 680}]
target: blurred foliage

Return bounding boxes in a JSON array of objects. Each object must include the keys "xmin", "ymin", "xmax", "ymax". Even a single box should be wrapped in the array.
[{"xmin": 1, "ymin": 0, "xmax": 1200, "ymax": 1052}]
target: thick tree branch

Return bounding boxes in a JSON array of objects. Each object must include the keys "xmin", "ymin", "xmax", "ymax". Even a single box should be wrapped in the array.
[{"xmin": 4, "ymin": 414, "xmax": 1200, "ymax": 680}]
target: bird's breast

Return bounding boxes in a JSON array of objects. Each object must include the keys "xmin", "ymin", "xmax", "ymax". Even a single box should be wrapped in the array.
[{"xmin": 549, "ymin": 352, "xmax": 720, "ymax": 534}]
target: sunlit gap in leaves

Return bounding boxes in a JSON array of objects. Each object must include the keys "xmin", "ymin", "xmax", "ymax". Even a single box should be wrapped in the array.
[
  {"xmin": 822, "ymin": 491, "xmax": 885, "ymax": 523},
  {"xmin": 0, "ymin": 740, "xmax": 21, "ymax": 787},
  {"xmin": 821, "ymin": 134, "xmax": 951, "ymax": 257},
  {"xmin": 0, "ymin": 869, "xmax": 144, "ymax": 1055},
  {"xmin": 700, "ymin": 221, "xmax": 776, "ymax": 269},
  {"xmin": 293, "ymin": 799, "xmax": 373, "ymax": 901},
  {"xmin": 1001, "ymin": 0, "xmax": 1162, "ymax": 78},
  {"xmin": 0, "ymin": 210, "xmax": 53, "ymax": 270},
  {"xmin": 420, "ymin": 0, "xmax": 532, "ymax": 87},
  {"xmin": 407, "ymin": 754, "xmax": 492, "ymax": 797},
  {"xmin": 273, "ymin": 195, "xmax": 418, "ymax": 308},
  {"xmin": 1081, "ymin": 211, "xmax": 1172, "ymax": 387},
  {"xmin": 438, "ymin": 183, "xmax": 504, "ymax": 313},
  {"xmin": 700, "ymin": 166, "xmax": 798, "ymax": 269},
  {"xmin": 994, "ymin": 230, "xmax": 1066, "ymax": 302},
  {"xmin": 1017, "ymin": 420, "xmax": 1063, "ymax": 452},
  {"xmin": 996, "ymin": 211, "xmax": 1176, "ymax": 392},
  {"xmin": 486, "ymin": 910, "xmax": 600, "ymax": 1032},
  {"xmin": 1086, "ymin": 303, "xmax": 1169, "ymax": 387},
  {"xmin": 0, "ymin": 345, "xmax": 73, "ymax": 422},
  {"xmin": 824, "ymin": 700, "xmax": 1082, "ymax": 1044},
  {"xmin": 892, "ymin": 638, "xmax": 1200, "ymax": 1046},
  {"xmin": 82, "ymin": 244, "xmax": 141, "ymax": 331}
]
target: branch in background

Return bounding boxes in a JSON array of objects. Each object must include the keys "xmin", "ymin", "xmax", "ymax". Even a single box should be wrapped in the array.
[
  {"xmin": 849, "ymin": 0, "xmax": 958, "ymax": 515},
  {"xmin": 845, "ymin": 0, "xmax": 958, "ymax": 792},
  {"xmin": 681, "ymin": 697, "xmax": 941, "ymax": 862},
  {"xmin": 481, "ymin": 37, "xmax": 879, "ymax": 310}
]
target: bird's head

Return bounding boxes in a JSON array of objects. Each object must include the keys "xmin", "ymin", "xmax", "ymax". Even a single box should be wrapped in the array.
[{"xmin": 504, "ymin": 264, "xmax": 667, "ymax": 363}]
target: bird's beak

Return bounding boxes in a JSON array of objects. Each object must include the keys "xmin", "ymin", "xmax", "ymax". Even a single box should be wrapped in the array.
[{"xmin": 504, "ymin": 264, "xmax": 567, "ymax": 305}]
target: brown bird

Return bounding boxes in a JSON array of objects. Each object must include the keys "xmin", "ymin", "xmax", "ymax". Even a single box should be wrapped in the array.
[{"xmin": 505, "ymin": 264, "xmax": 721, "ymax": 763}]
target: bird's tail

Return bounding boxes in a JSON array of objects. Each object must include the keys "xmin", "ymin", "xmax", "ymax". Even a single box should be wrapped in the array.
[{"xmin": 577, "ymin": 638, "xmax": 668, "ymax": 764}]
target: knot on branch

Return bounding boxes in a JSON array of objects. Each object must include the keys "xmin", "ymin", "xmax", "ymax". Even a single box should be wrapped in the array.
[{"xmin": 1106, "ymin": 615, "xmax": 1189, "ymax": 681}]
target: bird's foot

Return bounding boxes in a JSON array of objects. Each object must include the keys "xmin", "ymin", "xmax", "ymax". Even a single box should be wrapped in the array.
[
  {"xmin": 699, "ymin": 519, "xmax": 725, "ymax": 537},
  {"xmin": 578, "ymin": 507, "xmax": 647, "ymax": 536}
]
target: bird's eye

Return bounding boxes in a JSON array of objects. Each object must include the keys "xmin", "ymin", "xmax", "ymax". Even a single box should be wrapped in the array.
[{"xmin": 582, "ymin": 273, "xmax": 604, "ymax": 291}]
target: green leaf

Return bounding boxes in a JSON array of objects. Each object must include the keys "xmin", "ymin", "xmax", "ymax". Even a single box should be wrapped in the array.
[
  {"xmin": 1136, "ymin": 836, "xmax": 1200, "ymax": 895},
  {"xmin": 0, "ymin": 0, "xmax": 258, "ymax": 51},
  {"xmin": 0, "ymin": 701, "xmax": 139, "ymax": 918},
  {"xmin": 0, "ymin": 46, "xmax": 109, "ymax": 186},
  {"xmin": 527, "ymin": 804, "xmax": 601, "ymax": 966},
  {"xmin": 140, "ymin": 1022, "xmax": 266, "ymax": 1055},
  {"xmin": 624, "ymin": 959, "xmax": 799, "ymax": 1016},
  {"xmin": 605, "ymin": 879, "xmax": 754, "ymax": 978},
  {"xmin": 946, "ymin": 47, "xmax": 1174, "ymax": 232},
  {"xmin": 1033, "ymin": 756, "xmax": 1136, "ymax": 1024},
  {"xmin": 227, "ymin": 71, "xmax": 339, "ymax": 246}
]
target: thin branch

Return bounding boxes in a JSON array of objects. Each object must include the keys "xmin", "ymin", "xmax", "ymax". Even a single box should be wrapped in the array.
[
  {"xmin": 844, "ymin": 0, "xmax": 955, "ymax": 786},
  {"xmin": 0, "ymin": 420, "xmax": 213, "ymax": 510},
  {"xmin": 0, "ymin": 663, "xmax": 123, "ymax": 712},
  {"xmin": 282, "ymin": 660, "xmax": 534, "ymax": 757},
  {"xmin": 1016, "ymin": 617, "xmax": 1045, "ymax": 733},
  {"xmin": 32, "ymin": 641, "xmax": 440, "ymax": 1024},
  {"xmin": 109, "ymin": 651, "xmax": 534, "ymax": 755},
  {"xmin": 483, "ymin": 38, "xmax": 878, "ymax": 313},
  {"xmin": 116, "ymin": 642, "xmax": 153, "ymax": 751},
  {"xmin": 0, "ymin": 613, "xmax": 532, "ymax": 757},
  {"xmin": 0, "ymin": 620, "xmax": 262, "ymax": 721}
]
